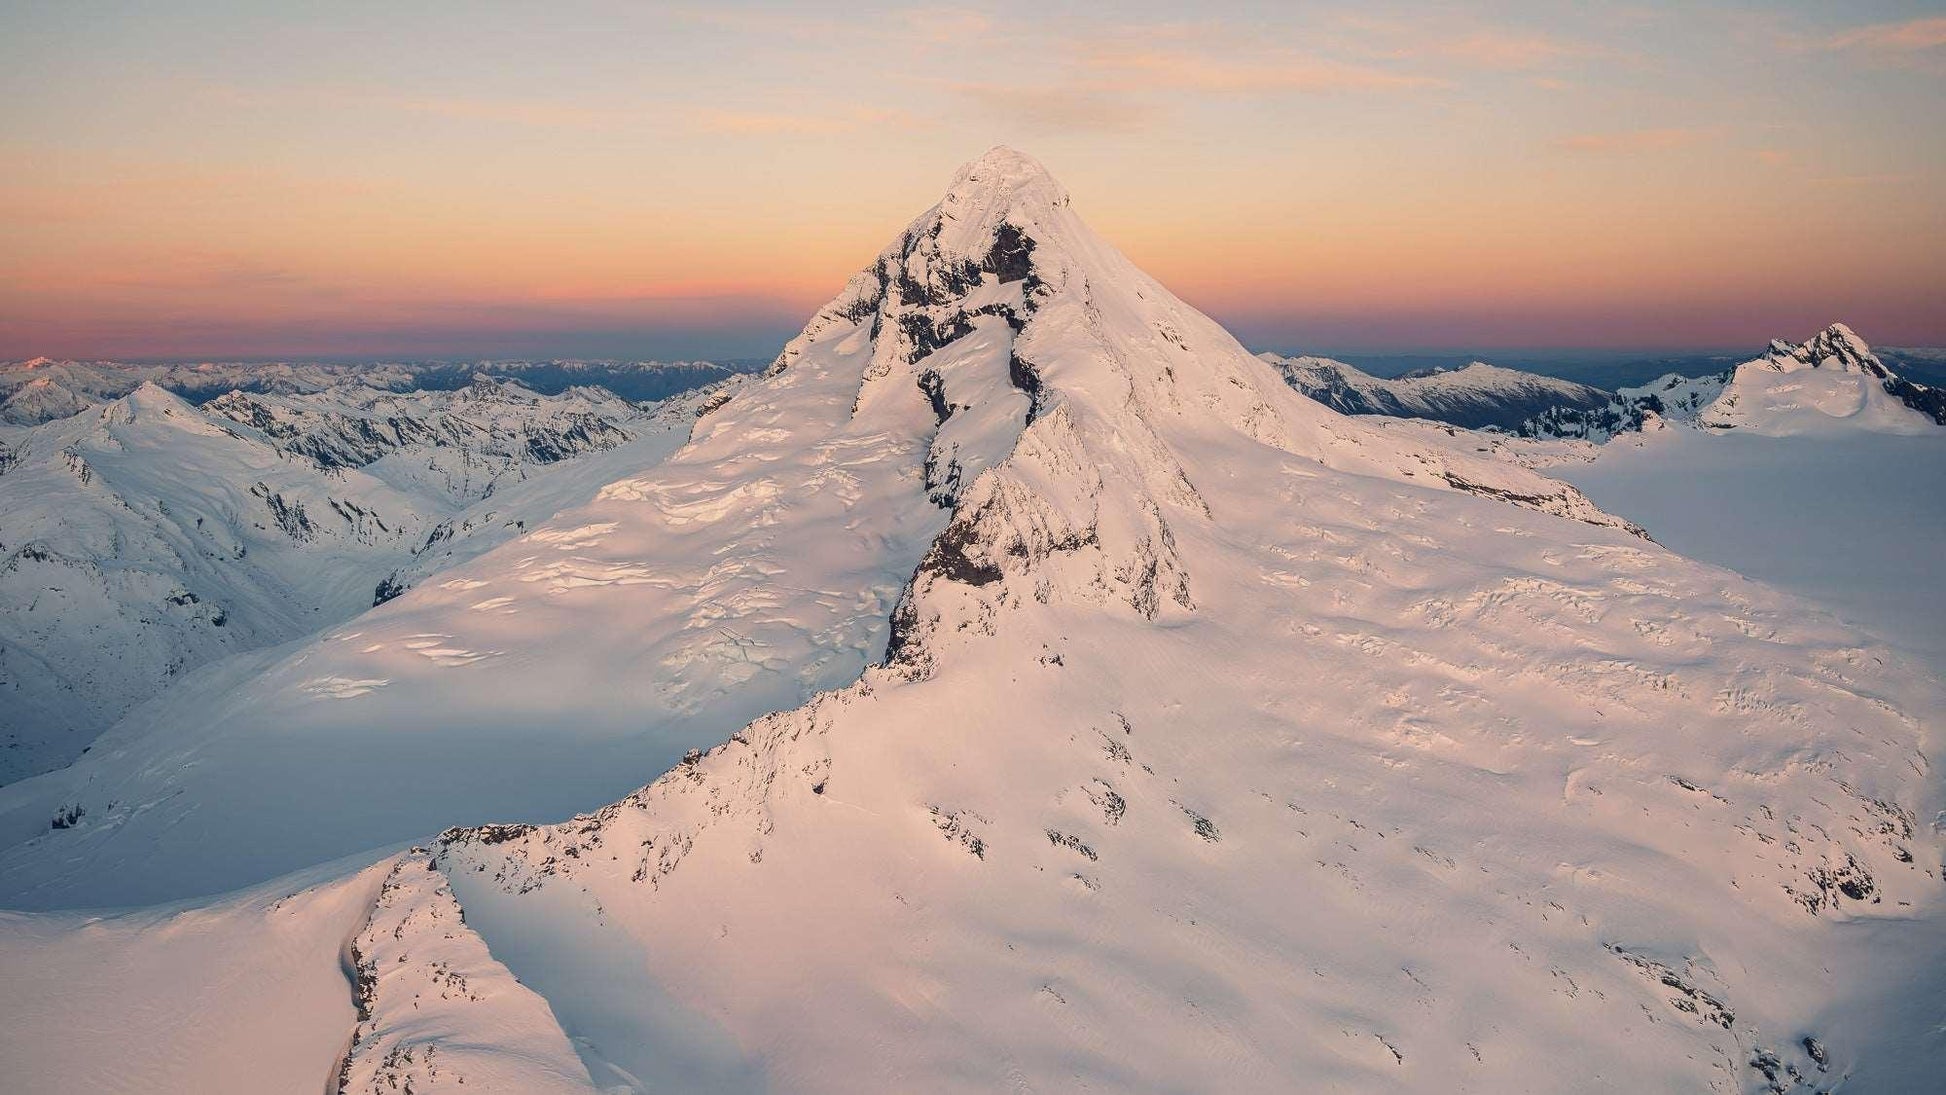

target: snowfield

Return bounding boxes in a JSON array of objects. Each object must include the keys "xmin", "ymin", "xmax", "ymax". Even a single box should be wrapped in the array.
[
  {"xmin": 0, "ymin": 149, "xmax": 1940, "ymax": 1094},
  {"xmin": 1560, "ymin": 427, "xmax": 1946, "ymax": 669}
]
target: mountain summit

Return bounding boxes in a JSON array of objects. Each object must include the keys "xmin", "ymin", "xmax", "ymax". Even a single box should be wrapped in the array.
[
  {"xmin": 1700, "ymin": 322, "xmax": 1944, "ymax": 434},
  {"xmin": 4, "ymin": 151, "xmax": 1940, "ymax": 1093}
]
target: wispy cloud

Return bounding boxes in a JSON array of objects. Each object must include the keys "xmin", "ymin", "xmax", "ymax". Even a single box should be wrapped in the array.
[
  {"xmin": 1554, "ymin": 128, "xmax": 1712, "ymax": 154},
  {"xmin": 1405, "ymin": 29, "xmax": 1592, "ymax": 70},
  {"xmin": 953, "ymin": 84, "xmax": 1156, "ymax": 134},
  {"xmin": 1332, "ymin": 15, "xmax": 1600, "ymax": 71},
  {"xmin": 944, "ymin": 29, "xmax": 1445, "ymax": 135},
  {"xmin": 388, "ymin": 96, "xmax": 617, "ymax": 130},
  {"xmin": 1827, "ymin": 16, "xmax": 1946, "ymax": 53},
  {"xmin": 690, "ymin": 106, "xmax": 915, "ymax": 136},
  {"xmin": 669, "ymin": 4, "xmax": 994, "ymax": 48},
  {"xmin": 1078, "ymin": 44, "xmax": 1445, "ymax": 94},
  {"xmin": 1444, "ymin": 30, "xmax": 1587, "ymax": 68}
]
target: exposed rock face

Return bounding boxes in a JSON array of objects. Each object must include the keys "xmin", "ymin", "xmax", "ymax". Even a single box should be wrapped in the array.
[{"xmin": 204, "ymin": 376, "xmax": 644, "ymax": 498}]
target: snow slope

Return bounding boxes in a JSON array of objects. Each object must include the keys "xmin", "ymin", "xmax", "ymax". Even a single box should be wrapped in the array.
[
  {"xmin": 1266, "ymin": 354, "xmax": 1614, "ymax": 432},
  {"xmin": 3, "ymin": 149, "xmax": 1941, "ymax": 1093},
  {"xmin": 0, "ymin": 377, "xmax": 718, "ymax": 782},
  {"xmin": 0, "ymin": 856, "xmax": 392, "ymax": 1095}
]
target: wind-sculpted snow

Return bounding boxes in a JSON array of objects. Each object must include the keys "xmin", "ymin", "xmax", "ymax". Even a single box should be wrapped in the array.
[
  {"xmin": 5, "ymin": 148, "xmax": 1941, "ymax": 1091},
  {"xmin": 0, "ymin": 857, "xmax": 393, "ymax": 1095}
]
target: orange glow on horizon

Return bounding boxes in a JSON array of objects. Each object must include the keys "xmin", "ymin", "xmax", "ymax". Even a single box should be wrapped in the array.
[{"xmin": 4, "ymin": 4, "xmax": 1943, "ymax": 359}]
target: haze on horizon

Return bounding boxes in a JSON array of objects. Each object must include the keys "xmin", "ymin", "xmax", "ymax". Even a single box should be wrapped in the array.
[{"xmin": 4, "ymin": 1, "xmax": 1943, "ymax": 362}]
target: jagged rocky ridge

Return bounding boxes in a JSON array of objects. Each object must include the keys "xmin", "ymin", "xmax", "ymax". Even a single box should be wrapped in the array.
[
  {"xmin": 203, "ymin": 375, "xmax": 643, "ymax": 500},
  {"xmin": 308, "ymin": 150, "xmax": 1939, "ymax": 1092}
]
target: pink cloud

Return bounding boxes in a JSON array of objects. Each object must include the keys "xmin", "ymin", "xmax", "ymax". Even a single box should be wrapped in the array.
[
  {"xmin": 1829, "ymin": 16, "xmax": 1946, "ymax": 52},
  {"xmin": 1431, "ymin": 30, "xmax": 1590, "ymax": 69},
  {"xmin": 1554, "ymin": 128, "xmax": 1711, "ymax": 154},
  {"xmin": 1081, "ymin": 45, "xmax": 1444, "ymax": 93},
  {"xmin": 690, "ymin": 107, "xmax": 913, "ymax": 137}
]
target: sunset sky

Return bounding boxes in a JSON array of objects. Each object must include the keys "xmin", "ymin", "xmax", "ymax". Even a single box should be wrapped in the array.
[{"xmin": 4, "ymin": 1, "xmax": 1943, "ymax": 361}]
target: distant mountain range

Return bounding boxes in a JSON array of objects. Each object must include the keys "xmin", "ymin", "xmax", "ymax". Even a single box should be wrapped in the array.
[
  {"xmin": 0, "ymin": 358, "xmax": 757, "ymax": 426},
  {"xmin": 1260, "ymin": 355, "xmax": 1614, "ymax": 431},
  {"xmin": 1264, "ymin": 325, "xmax": 1944, "ymax": 442}
]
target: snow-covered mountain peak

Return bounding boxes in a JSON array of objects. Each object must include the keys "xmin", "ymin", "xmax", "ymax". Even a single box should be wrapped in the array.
[
  {"xmin": 1700, "ymin": 323, "xmax": 1939, "ymax": 434},
  {"xmin": 938, "ymin": 145, "xmax": 1070, "ymax": 224},
  {"xmin": 97, "ymin": 380, "xmax": 208, "ymax": 428},
  {"xmin": 121, "ymin": 378, "xmax": 191, "ymax": 408},
  {"xmin": 787, "ymin": 150, "xmax": 1641, "ymax": 669},
  {"xmin": 1759, "ymin": 322, "xmax": 1883, "ymax": 375},
  {"xmin": 1529, "ymin": 324, "xmax": 1943, "ymax": 440}
]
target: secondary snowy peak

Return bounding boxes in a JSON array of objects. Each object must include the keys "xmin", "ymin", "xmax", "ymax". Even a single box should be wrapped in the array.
[
  {"xmin": 1701, "ymin": 323, "xmax": 1942, "ymax": 434},
  {"xmin": 1266, "ymin": 354, "xmax": 1613, "ymax": 432},
  {"xmin": 1523, "ymin": 369, "xmax": 1733, "ymax": 442},
  {"xmin": 1754, "ymin": 322, "xmax": 1880, "ymax": 375},
  {"xmin": 0, "ymin": 375, "xmax": 94, "ymax": 426},
  {"xmin": 0, "ymin": 384, "xmax": 437, "ymax": 781}
]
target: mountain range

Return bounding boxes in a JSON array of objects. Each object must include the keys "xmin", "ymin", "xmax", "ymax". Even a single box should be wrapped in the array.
[{"xmin": 0, "ymin": 358, "xmax": 752, "ymax": 426}]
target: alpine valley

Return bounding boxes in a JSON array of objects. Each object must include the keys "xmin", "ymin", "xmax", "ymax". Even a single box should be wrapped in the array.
[{"xmin": 1, "ymin": 150, "xmax": 1941, "ymax": 1095}]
